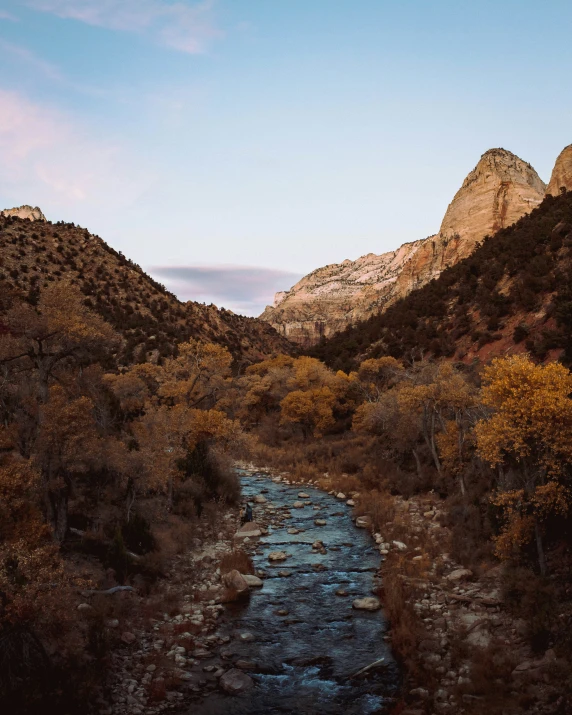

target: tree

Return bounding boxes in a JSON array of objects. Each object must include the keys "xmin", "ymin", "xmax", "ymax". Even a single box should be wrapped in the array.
[
  {"xmin": 280, "ymin": 387, "xmax": 336, "ymax": 438},
  {"xmin": 475, "ymin": 355, "xmax": 572, "ymax": 573},
  {"xmin": 0, "ymin": 283, "xmax": 118, "ymax": 403}
]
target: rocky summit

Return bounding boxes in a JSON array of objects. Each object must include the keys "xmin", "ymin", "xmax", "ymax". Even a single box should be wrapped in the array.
[
  {"xmin": 1, "ymin": 205, "xmax": 46, "ymax": 221},
  {"xmin": 546, "ymin": 144, "xmax": 572, "ymax": 196},
  {"xmin": 260, "ymin": 148, "xmax": 547, "ymax": 346}
]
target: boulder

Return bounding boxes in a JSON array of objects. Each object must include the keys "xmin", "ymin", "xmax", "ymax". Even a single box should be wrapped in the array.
[
  {"xmin": 121, "ymin": 631, "xmax": 137, "ymax": 644},
  {"xmin": 336, "ymin": 492, "xmax": 346, "ymax": 500},
  {"xmin": 392, "ymin": 540, "xmax": 407, "ymax": 551},
  {"xmin": 278, "ymin": 569, "xmax": 292, "ymax": 577},
  {"xmin": 77, "ymin": 603, "xmax": 92, "ymax": 613},
  {"xmin": 314, "ymin": 519, "xmax": 327, "ymax": 526},
  {"xmin": 346, "ymin": 499, "xmax": 355, "ymax": 507},
  {"xmin": 219, "ymin": 668, "xmax": 254, "ymax": 695},
  {"xmin": 352, "ymin": 597, "xmax": 381, "ymax": 611},
  {"xmin": 222, "ymin": 570, "xmax": 250, "ymax": 593},
  {"xmin": 298, "ymin": 492, "xmax": 310, "ymax": 498},
  {"xmin": 355, "ymin": 515, "xmax": 372, "ymax": 529},
  {"xmin": 235, "ymin": 522, "xmax": 262, "ymax": 539},
  {"xmin": 253, "ymin": 495, "xmax": 267, "ymax": 504},
  {"xmin": 287, "ymin": 528, "xmax": 300, "ymax": 534},
  {"xmin": 292, "ymin": 501, "xmax": 305, "ymax": 508},
  {"xmin": 268, "ymin": 551, "xmax": 288, "ymax": 562},
  {"xmin": 242, "ymin": 574, "xmax": 263, "ymax": 588}
]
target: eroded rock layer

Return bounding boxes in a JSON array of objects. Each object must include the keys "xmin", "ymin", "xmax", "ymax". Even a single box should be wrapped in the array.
[{"xmin": 261, "ymin": 148, "xmax": 547, "ymax": 346}]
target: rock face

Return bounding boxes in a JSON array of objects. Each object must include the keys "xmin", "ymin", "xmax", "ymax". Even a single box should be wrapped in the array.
[
  {"xmin": 546, "ymin": 144, "xmax": 572, "ymax": 196},
  {"xmin": 260, "ymin": 149, "xmax": 546, "ymax": 346},
  {"xmin": 1, "ymin": 205, "xmax": 46, "ymax": 221}
]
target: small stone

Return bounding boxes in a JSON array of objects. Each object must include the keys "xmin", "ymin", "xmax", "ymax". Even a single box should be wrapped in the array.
[
  {"xmin": 222, "ymin": 569, "xmax": 250, "ymax": 593},
  {"xmin": 298, "ymin": 492, "xmax": 310, "ymax": 498},
  {"xmin": 335, "ymin": 589, "xmax": 348, "ymax": 597},
  {"xmin": 346, "ymin": 499, "xmax": 355, "ymax": 506},
  {"xmin": 254, "ymin": 495, "xmax": 267, "ymax": 504},
  {"xmin": 121, "ymin": 632, "xmax": 137, "ymax": 645},
  {"xmin": 276, "ymin": 609, "xmax": 289, "ymax": 616},
  {"xmin": 355, "ymin": 516, "xmax": 372, "ymax": 529},
  {"xmin": 287, "ymin": 528, "xmax": 299, "ymax": 535},
  {"xmin": 268, "ymin": 551, "xmax": 288, "ymax": 562},
  {"xmin": 336, "ymin": 493, "xmax": 346, "ymax": 500},
  {"xmin": 292, "ymin": 501, "xmax": 305, "ymax": 508},
  {"xmin": 278, "ymin": 570, "xmax": 292, "ymax": 577},
  {"xmin": 77, "ymin": 602, "xmax": 92, "ymax": 613},
  {"xmin": 314, "ymin": 519, "xmax": 327, "ymax": 526},
  {"xmin": 446, "ymin": 568, "xmax": 473, "ymax": 582},
  {"xmin": 392, "ymin": 540, "xmax": 407, "ymax": 551},
  {"xmin": 238, "ymin": 632, "xmax": 255, "ymax": 642},
  {"xmin": 352, "ymin": 597, "xmax": 381, "ymax": 611}
]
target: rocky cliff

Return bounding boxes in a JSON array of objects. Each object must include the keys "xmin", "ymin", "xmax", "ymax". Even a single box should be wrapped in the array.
[
  {"xmin": 260, "ymin": 148, "xmax": 547, "ymax": 346},
  {"xmin": 1, "ymin": 205, "xmax": 46, "ymax": 221},
  {"xmin": 547, "ymin": 145, "xmax": 572, "ymax": 196}
]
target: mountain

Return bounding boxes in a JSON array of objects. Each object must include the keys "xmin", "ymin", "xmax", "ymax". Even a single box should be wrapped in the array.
[
  {"xmin": 547, "ymin": 144, "xmax": 572, "ymax": 196},
  {"xmin": 1, "ymin": 205, "xmax": 46, "ymax": 221},
  {"xmin": 260, "ymin": 148, "xmax": 546, "ymax": 346},
  {"xmin": 309, "ymin": 189, "xmax": 572, "ymax": 372},
  {"xmin": 0, "ymin": 211, "xmax": 294, "ymax": 364}
]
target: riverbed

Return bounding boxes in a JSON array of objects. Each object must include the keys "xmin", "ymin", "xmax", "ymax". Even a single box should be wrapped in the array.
[{"xmin": 188, "ymin": 468, "xmax": 400, "ymax": 714}]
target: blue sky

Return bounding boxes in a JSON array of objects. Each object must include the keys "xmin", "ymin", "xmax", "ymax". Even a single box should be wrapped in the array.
[{"xmin": 0, "ymin": 1, "xmax": 571, "ymax": 314}]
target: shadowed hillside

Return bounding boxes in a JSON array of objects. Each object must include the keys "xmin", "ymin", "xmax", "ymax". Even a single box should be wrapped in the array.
[
  {"xmin": 309, "ymin": 190, "xmax": 572, "ymax": 372},
  {"xmin": 0, "ymin": 213, "xmax": 295, "ymax": 365}
]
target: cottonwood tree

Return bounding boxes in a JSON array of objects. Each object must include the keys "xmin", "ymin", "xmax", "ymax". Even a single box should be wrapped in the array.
[
  {"xmin": 475, "ymin": 355, "xmax": 572, "ymax": 574},
  {"xmin": 0, "ymin": 283, "xmax": 118, "ymax": 404}
]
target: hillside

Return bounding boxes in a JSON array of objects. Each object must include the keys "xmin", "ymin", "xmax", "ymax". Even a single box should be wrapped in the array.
[
  {"xmin": 0, "ymin": 213, "xmax": 294, "ymax": 364},
  {"xmin": 309, "ymin": 190, "xmax": 572, "ymax": 372},
  {"xmin": 261, "ymin": 148, "xmax": 546, "ymax": 346}
]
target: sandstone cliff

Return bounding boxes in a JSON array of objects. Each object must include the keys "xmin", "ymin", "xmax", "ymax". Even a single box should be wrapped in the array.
[
  {"xmin": 547, "ymin": 145, "xmax": 572, "ymax": 196},
  {"xmin": 1, "ymin": 205, "xmax": 46, "ymax": 221},
  {"xmin": 261, "ymin": 149, "xmax": 546, "ymax": 346}
]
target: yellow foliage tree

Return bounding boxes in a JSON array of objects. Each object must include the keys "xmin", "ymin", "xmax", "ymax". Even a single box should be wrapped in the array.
[
  {"xmin": 280, "ymin": 387, "xmax": 336, "ymax": 437},
  {"xmin": 475, "ymin": 355, "xmax": 572, "ymax": 573}
]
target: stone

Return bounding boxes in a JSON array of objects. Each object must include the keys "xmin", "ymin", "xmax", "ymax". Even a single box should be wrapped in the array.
[
  {"xmin": 336, "ymin": 492, "xmax": 346, "ymax": 499},
  {"xmin": 253, "ymin": 495, "xmax": 267, "ymax": 504},
  {"xmin": 355, "ymin": 515, "xmax": 372, "ymax": 528},
  {"xmin": 298, "ymin": 492, "xmax": 310, "ymax": 498},
  {"xmin": 336, "ymin": 589, "xmax": 348, "ymax": 597},
  {"xmin": 77, "ymin": 602, "xmax": 92, "ymax": 613},
  {"xmin": 446, "ymin": 568, "xmax": 473, "ymax": 582},
  {"xmin": 237, "ymin": 632, "xmax": 255, "ymax": 642},
  {"xmin": 352, "ymin": 597, "xmax": 381, "ymax": 611},
  {"xmin": 259, "ymin": 148, "xmax": 546, "ymax": 347},
  {"xmin": 242, "ymin": 574, "xmax": 263, "ymax": 588},
  {"xmin": 346, "ymin": 499, "xmax": 355, "ymax": 506},
  {"xmin": 287, "ymin": 528, "xmax": 300, "ymax": 534},
  {"xmin": 278, "ymin": 569, "xmax": 292, "ymax": 577},
  {"xmin": 312, "ymin": 540, "xmax": 324, "ymax": 549},
  {"xmin": 219, "ymin": 669, "xmax": 254, "ymax": 695},
  {"xmin": 121, "ymin": 632, "xmax": 137, "ymax": 644},
  {"xmin": 292, "ymin": 501, "xmax": 305, "ymax": 508},
  {"xmin": 222, "ymin": 570, "xmax": 250, "ymax": 593},
  {"xmin": 392, "ymin": 540, "xmax": 407, "ymax": 551},
  {"xmin": 314, "ymin": 519, "xmax": 327, "ymax": 526},
  {"xmin": 268, "ymin": 551, "xmax": 288, "ymax": 562},
  {"xmin": 235, "ymin": 522, "xmax": 262, "ymax": 539}
]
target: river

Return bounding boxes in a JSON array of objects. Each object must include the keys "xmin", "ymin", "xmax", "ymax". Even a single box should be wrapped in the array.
[{"xmin": 188, "ymin": 467, "xmax": 400, "ymax": 714}]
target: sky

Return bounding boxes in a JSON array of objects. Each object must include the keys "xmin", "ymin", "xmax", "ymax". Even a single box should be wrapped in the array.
[{"xmin": 0, "ymin": 1, "xmax": 571, "ymax": 315}]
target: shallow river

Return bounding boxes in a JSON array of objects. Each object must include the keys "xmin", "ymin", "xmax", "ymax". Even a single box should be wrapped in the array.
[{"xmin": 189, "ymin": 468, "xmax": 400, "ymax": 714}]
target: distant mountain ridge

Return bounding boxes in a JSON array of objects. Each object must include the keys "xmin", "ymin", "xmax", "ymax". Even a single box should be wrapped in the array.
[
  {"xmin": 0, "ymin": 213, "xmax": 294, "ymax": 364},
  {"xmin": 260, "ymin": 147, "xmax": 551, "ymax": 346}
]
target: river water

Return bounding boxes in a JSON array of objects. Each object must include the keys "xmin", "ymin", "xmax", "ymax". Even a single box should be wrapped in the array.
[{"xmin": 188, "ymin": 468, "xmax": 400, "ymax": 714}]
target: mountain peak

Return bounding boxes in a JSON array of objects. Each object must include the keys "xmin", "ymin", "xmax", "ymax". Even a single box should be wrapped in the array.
[
  {"xmin": 546, "ymin": 144, "xmax": 572, "ymax": 196},
  {"xmin": 1, "ymin": 205, "xmax": 46, "ymax": 222}
]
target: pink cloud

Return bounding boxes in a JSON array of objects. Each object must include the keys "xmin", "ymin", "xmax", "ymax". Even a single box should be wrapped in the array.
[
  {"xmin": 0, "ymin": 89, "xmax": 153, "ymax": 208},
  {"xmin": 27, "ymin": 0, "xmax": 221, "ymax": 54}
]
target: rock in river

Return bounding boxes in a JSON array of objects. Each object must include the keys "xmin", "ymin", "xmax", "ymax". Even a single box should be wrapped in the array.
[
  {"xmin": 268, "ymin": 551, "xmax": 288, "ymax": 562},
  {"xmin": 242, "ymin": 574, "xmax": 263, "ymax": 588},
  {"xmin": 355, "ymin": 515, "xmax": 372, "ymax": 528},
  {"xmin": 293, "ymin": 501, "xmax": 305, "ymax": 508},
  {"xmin": 298, "ymin": 492, "xmax": 310, "ymax": 498},
  {"xmin": 314, "ymin": 519, "xmax": 327, "ymax": 526},
  {"xmin": 223, "ymin": 570, "xmax": 250, "ymax": 593},
  {"xmin": 254, "ymin": 495, "xmax": 267, "ymax": 504},
  {"xmin": 352, "ymin": 597, "xmax": 381, "ymax": 611},
  {"xmin": 219, "ymin": 668, "xmax": 254, "ymax": 695}
]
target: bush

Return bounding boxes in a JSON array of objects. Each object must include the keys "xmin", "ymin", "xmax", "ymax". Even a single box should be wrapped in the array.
[{"xmin": 121, "ymin": 514, "xmax": 156, "ymax": 555}]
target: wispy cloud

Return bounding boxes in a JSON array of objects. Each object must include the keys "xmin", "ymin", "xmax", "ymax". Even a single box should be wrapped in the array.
[
  {"xmin": 27, "ymin": 0, "xmax": 221, "ymax": 54},
  {"xmin": 0, "ymin": 39, "xmax": 64, "ymax": 82},
  {"xmin": 0, "ymin": 10, "xmax": 18, "ymax": 21},
  {"xmin": 0, "ymin": 88, "xmax": 153, "ymax": 208},
  {"xmin": 150, "ymin": 265, "xmax": 302, "ymax": 316}
]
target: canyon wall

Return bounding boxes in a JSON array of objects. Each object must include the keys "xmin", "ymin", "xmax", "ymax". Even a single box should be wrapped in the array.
[{"xmin": 260, "ymin": 148, "xmax": 547, "ymax": 346}]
